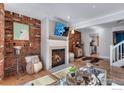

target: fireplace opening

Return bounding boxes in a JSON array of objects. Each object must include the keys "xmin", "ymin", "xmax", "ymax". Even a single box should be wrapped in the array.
[{"xmin": 52, "ymin": 49, "xmax": 65, "ymax": 68}]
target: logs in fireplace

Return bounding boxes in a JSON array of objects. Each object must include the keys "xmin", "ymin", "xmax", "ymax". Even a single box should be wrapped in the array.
[{"xmin": 52, "ymin": 49, "xmax": 65, "ymax": 68}]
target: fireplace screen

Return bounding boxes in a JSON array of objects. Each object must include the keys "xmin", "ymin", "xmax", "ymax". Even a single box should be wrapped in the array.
[{"xmin": 52, "ymin": 49, "xmax": 65, "ymax": 68}]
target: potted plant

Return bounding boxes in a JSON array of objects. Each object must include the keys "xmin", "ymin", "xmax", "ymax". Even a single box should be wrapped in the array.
[{"xmin": 68, "ymin": 66, "xmax": 77, "ymax": 77}]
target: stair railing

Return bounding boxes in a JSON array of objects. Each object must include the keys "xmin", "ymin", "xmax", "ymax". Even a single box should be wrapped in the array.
[{"xmin": 110, "ymin": 40, "xmax": 124, "ymax": 66}]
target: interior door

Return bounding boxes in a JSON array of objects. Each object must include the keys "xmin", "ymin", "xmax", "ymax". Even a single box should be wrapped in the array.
[
  {"xmin": 114, "ymin": 31, "xmax": 124, "ymax": 45},
  {"xmin": 113, "ymin": 31, "xmax": 124, "ymax": 56}
]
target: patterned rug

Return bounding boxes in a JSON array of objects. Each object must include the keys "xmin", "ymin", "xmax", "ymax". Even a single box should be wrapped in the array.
[
  {"xmin": 24, "ymin": 68, "xmax": 68, "ymax": 85},
  {"xmin": 24, "ymin": 75, "xmax": 56, "ymax": 85},
  {"xmin": 82, "ymin": 56, "xmax": 103, "ymax": 64}
]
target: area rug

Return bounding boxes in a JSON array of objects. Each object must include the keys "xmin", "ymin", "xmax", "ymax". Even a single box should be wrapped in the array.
[
  {"xmin": 24, "ymin": 75, "xmax": 57, "ymax": 85},
  {"xmin": 24, "ymin": 68, "xmax": 68, "ymax": 85},
  {"xmin": 82, "ymin": 56, "xmax": 103, "ymax": 64},
  {"xmin": 120, "ymin": 66, "xmax": 124, "ymax": 68}
]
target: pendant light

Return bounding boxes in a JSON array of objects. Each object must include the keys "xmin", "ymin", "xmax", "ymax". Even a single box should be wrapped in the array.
[
  {"xmin": 71, "ymin": 29, "xmax": 75, "ymax": 34},
  {"xmin": 69, "ymin": 27, "xmax": 75, "ymax": 34}
]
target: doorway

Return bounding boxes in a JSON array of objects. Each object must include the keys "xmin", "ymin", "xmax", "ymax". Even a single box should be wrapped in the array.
[
  {"xmin": 89, "ymin": 33, "xmax": 99, "ymax": 56},
  {"xmin": 113, "ymin": 31, "xmax": 124, "ymax": 57},
  {"xmin": 113, "ymin": 31, "xmax": 124, "ymax": 45}
]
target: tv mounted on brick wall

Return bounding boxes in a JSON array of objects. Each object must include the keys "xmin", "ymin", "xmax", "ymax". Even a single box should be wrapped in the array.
[{"xmin": 54, "ymin": 22, "xmax": 69, "ymax": 37}]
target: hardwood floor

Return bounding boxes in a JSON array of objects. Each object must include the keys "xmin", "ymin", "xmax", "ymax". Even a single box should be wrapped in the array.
[
  {"xmin": 0, "ymin": 58, "xmax": 123, "ymax": 85},
  {"xmin": 0, "ymin": 70, "xmax": 50, "ymax": 85}
]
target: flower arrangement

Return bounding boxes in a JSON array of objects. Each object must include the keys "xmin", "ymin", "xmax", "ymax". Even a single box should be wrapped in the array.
[{"xmin": 68, "ymin": 66, "xmax": 77, "ymax": 77}]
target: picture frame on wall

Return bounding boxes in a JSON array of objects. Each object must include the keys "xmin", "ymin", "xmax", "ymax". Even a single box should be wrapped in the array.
[{"xmin": 13, "ymin": 22, "xmax": 29, "ymax": 40}]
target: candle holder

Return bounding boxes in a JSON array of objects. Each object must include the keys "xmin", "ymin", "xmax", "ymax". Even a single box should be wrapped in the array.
[{"xmin": 14, "ymin": 46, "xmax": 22, "ymax": 79}]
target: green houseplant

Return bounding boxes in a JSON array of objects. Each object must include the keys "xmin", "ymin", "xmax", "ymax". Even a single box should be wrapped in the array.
[{"xmin": 68, "ymin": 66, "xmax": 77, "ymax": 77}]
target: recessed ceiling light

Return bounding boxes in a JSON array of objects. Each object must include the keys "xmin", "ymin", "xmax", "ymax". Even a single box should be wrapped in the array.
[
  {"xmin": 67, "ymin": 16, "xmax": 71, "ymax": 19},
  {"xmin": 92, "ymin": 5, "xmax": 96, "ymax": 8}
]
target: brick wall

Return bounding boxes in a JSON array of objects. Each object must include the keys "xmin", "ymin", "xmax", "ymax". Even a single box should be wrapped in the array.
[
  {"xmin": 0, "ymin": 3, "xmax": 4, "ymax": 79},
  {"xmin": 4, "ymin": 10, "xmax": 41, "ymax": 77},
  {"xmin": 69, "ymin": 31, "xmax": 81, "ymax": 52}
]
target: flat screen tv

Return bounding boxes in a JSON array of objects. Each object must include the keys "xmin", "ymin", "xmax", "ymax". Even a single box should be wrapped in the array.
[{"xmin": 54, "ymin": 22, "xmax": 69, "ymax": 36}]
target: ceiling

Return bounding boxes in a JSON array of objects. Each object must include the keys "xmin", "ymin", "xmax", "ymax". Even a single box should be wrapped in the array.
[
  {"xmin": 78, "ymin": 19, "xmax": 124, "ymax": 32},
  {"xmin": 4, "ymin": 3, "xmax": 124, "ymax": 25},
  {"xmin": 78, "ymin": 21, "xmax": 116, "ymax": 31}
]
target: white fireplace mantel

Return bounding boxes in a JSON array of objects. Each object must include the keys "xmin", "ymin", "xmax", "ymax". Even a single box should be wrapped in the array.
[
  {"xmin": 48, "ymin": 40, "xmax": 68, "ymax": 47},
  {"xmin": 43, "ymin": 39, "xmax": 69, "ymax": 70},
  {"xmin": 41, "ymin": 17, "xmax": 70, "ymax": 70},
  {"xmin": 46, "ymin": 39, "xmax": 69, "ymax": 69}
]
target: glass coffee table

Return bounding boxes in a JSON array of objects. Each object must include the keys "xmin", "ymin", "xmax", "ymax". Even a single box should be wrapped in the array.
[
  {"xmin": 48, "ymin": 66, "xmax": 107, "ymax": 85},
  {"xmin": 24, "ymin": 64, "xmax": 106, "ymax": 86}
]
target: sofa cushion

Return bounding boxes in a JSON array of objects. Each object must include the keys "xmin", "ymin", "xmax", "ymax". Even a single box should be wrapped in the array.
[
  {"xmin": 25, "ymin": 55, "xmax": 40, "ymax": 63},
  {"xmin": 26, "ymin": 63, "xmax": 34, "ymax": 74},
  {"xmin": 33, "ymin": 62, "xmax": 42, "ymax": 73}
]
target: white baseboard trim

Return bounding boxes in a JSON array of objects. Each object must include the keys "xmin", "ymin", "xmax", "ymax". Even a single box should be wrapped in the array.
[
  {"xmin": 85, "ymin": 54, "xmax": 110, "ymax": 60},
  {"xmin": 99, "ymin": 56, "xmax": 110, "ymax": 59}
]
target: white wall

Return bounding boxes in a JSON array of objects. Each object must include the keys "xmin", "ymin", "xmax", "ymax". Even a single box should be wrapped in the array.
[
  {"xmin": 41, "ymin": 17, "xmax": 49, "ymax": 69},
  {"xmin": 81, "ymin": 26, "xmax": 113, "ymax": 59}
]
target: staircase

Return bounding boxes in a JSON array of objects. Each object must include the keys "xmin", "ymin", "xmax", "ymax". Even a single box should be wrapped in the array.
[{"xmin": 110, "ymin": 40, "xmax": 124, "ymax": 67}]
